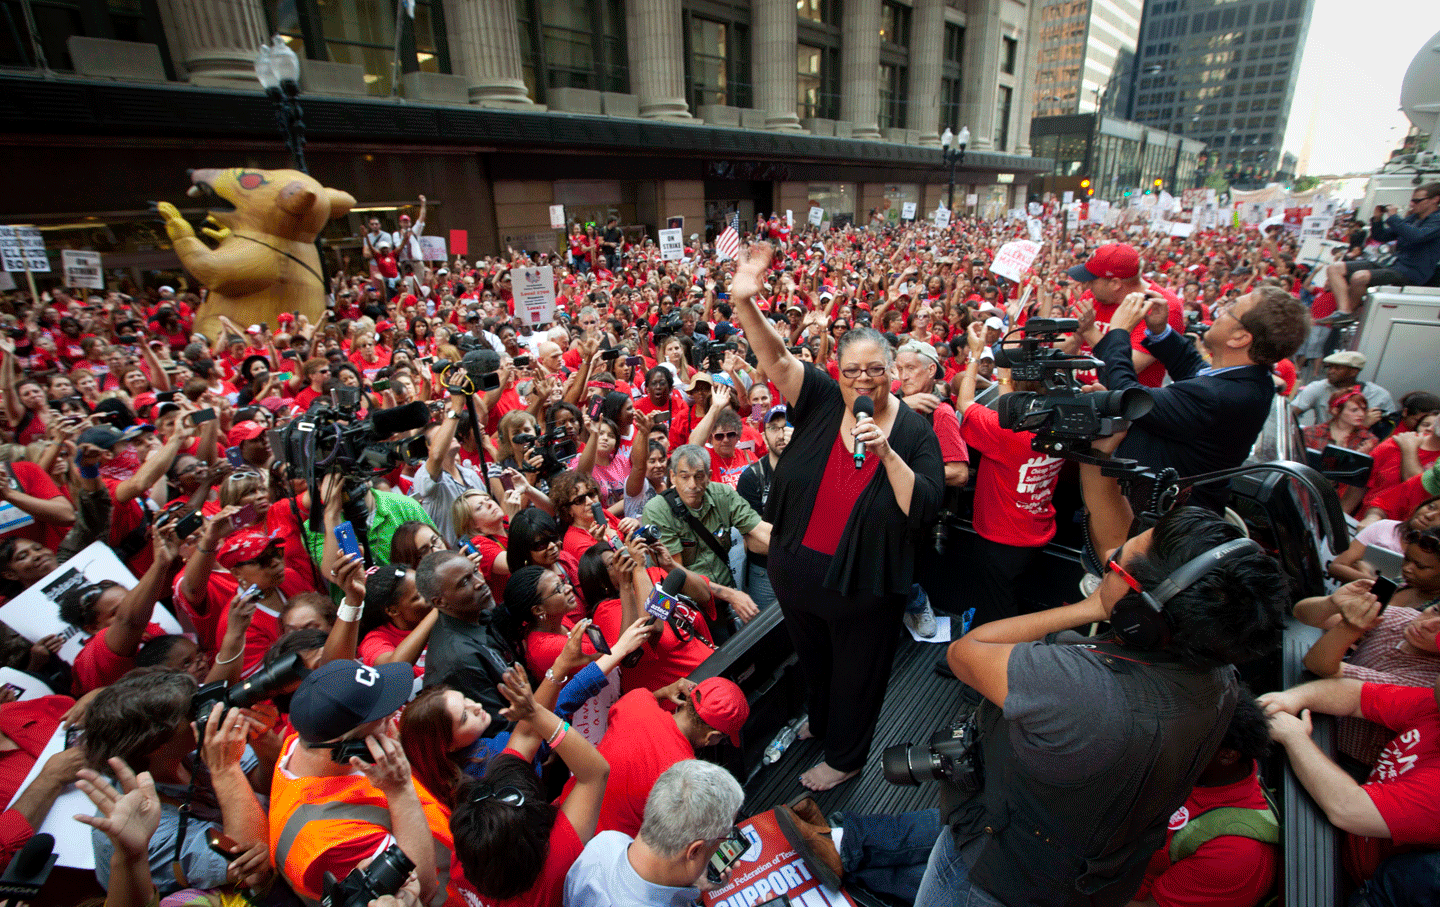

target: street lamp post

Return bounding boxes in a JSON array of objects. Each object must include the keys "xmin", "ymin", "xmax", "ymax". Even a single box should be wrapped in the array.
[
  {"xmin": 255, "ymin": 36, "xmax": 308, "ymax": 174},
  {"xmin": 940, "ymin": 126, "xmax": 970, "ymax": 212}
]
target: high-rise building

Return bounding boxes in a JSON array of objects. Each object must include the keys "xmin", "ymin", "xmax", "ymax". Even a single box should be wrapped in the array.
[
  {"xmin": 0, "ymin": 0, "xmax": 1051, "ymax": 262},
  {"xmin": 1126, "ymin": 0, "xmax": 1315, "ymax": 187},
  {"xmin": 1030, "ymin": 0, "xmax": 1143, "ymax": 119}
]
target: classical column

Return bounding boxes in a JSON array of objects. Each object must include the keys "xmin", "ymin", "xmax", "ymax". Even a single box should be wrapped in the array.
[
  {"xmin": 163, "ymin": 0, "xmax": 268, "ymax": 88},
  {"xmin": 626, "ymin": 0, "xmax": 694, "ymax": 121},
  {"xmin": 960, "ymin": 0, "xmax": 1003, "ymax": 151},
  {"xmin": 908, "ymin": 0, "xmax": 945, "ymax": 143},
  {"xmin": 752, "ymin": 0, "xmax": 803, "ymax": 131},
  {"xmin": 443, "ymin": 0, "xmax": 536, "ymax": 107},
  {"xmin": 840, "ymin": 0, "xmax": 881, "ymax": 140}
]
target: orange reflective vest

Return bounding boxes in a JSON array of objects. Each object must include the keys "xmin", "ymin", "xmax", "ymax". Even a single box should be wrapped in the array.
[{"xmin": 269, "ymin": 735, "xmax": 475, "ymax": 907}]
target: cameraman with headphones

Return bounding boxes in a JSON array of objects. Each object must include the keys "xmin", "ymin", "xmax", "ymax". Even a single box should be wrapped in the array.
[{"xmin": 914, "ymin": 457, "xmax": 1292, "ymax": 906}]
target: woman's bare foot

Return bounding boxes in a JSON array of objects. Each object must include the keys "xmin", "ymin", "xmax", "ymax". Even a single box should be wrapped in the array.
[
  {"xmin": 799, "ymin": 761, "xmax": 858, "ymax": 792},
  {"xmin": 797, "ymin": 722, "xmax": 814, "ymax": 740}
]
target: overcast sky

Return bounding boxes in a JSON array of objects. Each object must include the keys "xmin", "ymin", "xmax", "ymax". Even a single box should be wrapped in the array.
[{"xmin": 1282, "ymin": 3, "xmax": 1440, "ymax": 175}]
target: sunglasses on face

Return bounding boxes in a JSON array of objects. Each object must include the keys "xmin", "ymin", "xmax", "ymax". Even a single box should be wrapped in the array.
[
  {"xmin": 570, "ymin": 491, "xmax": 597, "ymax": 505},
  {"xmin": 712, "ymin": 431, "xmax": 739, "ymax": 440},
  {"xmin": 1404, "ymin": 529, "xmax": 1440, "ymax": 556}
]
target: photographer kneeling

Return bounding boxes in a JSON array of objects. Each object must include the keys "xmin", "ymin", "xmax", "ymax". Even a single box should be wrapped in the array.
[{"xmin": 914, "ymin": 465, "xmax": 1291, "ymax": 905}]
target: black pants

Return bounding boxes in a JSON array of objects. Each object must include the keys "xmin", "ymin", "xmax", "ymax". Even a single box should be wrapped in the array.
[
  {"xmin": 968, "ymin": 535, "xmax": 1045, "ymax": 628},
  {"xmin": 770, "ymin": 543, "xmax": 905, "ymax": 773}
]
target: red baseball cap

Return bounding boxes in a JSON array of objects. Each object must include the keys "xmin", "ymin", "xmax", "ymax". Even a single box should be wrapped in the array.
[
  {"xmin": 690, "ymin": 677, "xmax": 749, "ymax": 746},
  {"xmin": 227, "ymin": 420, "xmax": 267, "ymax": 447},
  {"xmin": 1067, "ymin": 243, "xmax": 1141, "ymax": 282},
  {"xmin": 217, "ymin": 528, "xmax": 283, "ymax": 569}
]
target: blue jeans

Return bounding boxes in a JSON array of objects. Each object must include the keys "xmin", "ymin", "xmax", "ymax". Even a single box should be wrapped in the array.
[
  {"xmin": 835, "ymin": 808, "xmax": 944, "ymax": 903},
  {"xmin": 1349, "ymin": 849, "xmax": 1440, "ymax": 907},
  {"xmin": 747, "ymin": 562, "xmax": 777, "ymax": 608},
  {"xmin": 914, "ymin": 829, "xmax": 1005, "ymax": 907}
]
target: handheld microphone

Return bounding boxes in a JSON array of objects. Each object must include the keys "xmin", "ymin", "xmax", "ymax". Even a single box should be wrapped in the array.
[
  {"xmin": 852, "ymin": 396, "xmax": 874, "ymax": 468},
  {"xmin": 0, "ymin": 833, "xmax": 56, "ymax": 899},
  {"xmin": 644, "ymin": 568, "xmax": 688, "ymax": 621}
]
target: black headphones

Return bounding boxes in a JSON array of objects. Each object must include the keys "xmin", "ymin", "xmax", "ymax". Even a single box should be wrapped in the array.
[{"xmin": 1109, "ymin": 537, "xmax": 1262, "ymax": 650}]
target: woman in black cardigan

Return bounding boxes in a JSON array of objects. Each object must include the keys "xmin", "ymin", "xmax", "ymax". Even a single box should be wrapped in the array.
[{"xmin": 730, "ymin": 243, "xmax": 944, "ymax": 791}]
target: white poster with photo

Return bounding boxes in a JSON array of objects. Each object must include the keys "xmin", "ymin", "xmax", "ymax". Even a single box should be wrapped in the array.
[
  {"xmin": 990, "ymin": 240, "xmax": 1041, "ymax": 282},
  {"xmin": 419, "ymin": 235, "xmax": 448, "ymax": 262},
  {"xmin": 514, "ymin": 265, "xmax": 557, "ymax": 326},
  {"xmin": 901, "ymin": 202, "xmax": 917, "ymax": 221},
  {"xmin": 548, "ymin": 205, "xmax": 566, "ymax": 229},
  {"xmin": 1301, "ymin": 216, "xmax": 1331, "ymax": 243},
  {"xmin": 1027, "ymin": 202, "xmax": 1042, "ymax": 216},
  {"xmin": 0, "ymin": 666, "xmax": 52, "ymax": 700},
  {"xmin": 61, "ymin": 250, "xmax": 103, "ymax": 289},
  {"xmin": 0, "ymin": 542, "xmax": 181, "ymax": 665},
  {"xmin": 6, "ymin": 723, "xmax": 94, "ymax": 869},
  {"xmin": 1027, "ymin": 218, "xmax": 1043, "ymax": 242},
  {"xmin": 658, "ymin": 228, "xmax": 684, "ymax": 261},
  {"xmin": 807, "ymin": 207, "xmax": 824, "ymax": 226}
]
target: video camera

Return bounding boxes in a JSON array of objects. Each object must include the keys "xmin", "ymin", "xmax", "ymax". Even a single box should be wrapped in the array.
[
  {"xmin": 320, "ymin": 842, "xmax": 414, "ymax": 907},
  {"xmin": 993, "ymin": 318, "xmax": 1153, "ymax": 458},
  {"xmin": 434, "ymin": 345, "xmax": 502, "ymax": 396},
  {"xmin": 192, "ymin": 651, "xmax": 311, "ymax": 746},
  {"xmin": 694, "ymin": 338, "xmax": 736, "ymax": 373},
  {"xmin": 272, "ymin": 394, "xmax": 431, "ymax": 487},
  {"xmin": 654, "ymin": 313, "xmax": 683, "ymax": 340}
]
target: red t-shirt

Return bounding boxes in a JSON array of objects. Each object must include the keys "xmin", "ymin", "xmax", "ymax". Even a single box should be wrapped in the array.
[
  {"xmin": 591, "ymin": 597, "xmax": 711, "ymax": 694},
  {"xmin": 1132, "ymin": 762, "xmax": 1278, "ymax": 907},
  {"xmin": 1272, "ymin": 358, "xmax": 1297, "ymax": 397},
  {"xmin": 1, "ymin": 461, "xmax": 67, "ymax": 551},
  {"xmin": 72, "ymin": 622, "xmax": 165, "ymax": 695},
  {"xmin": 1343, "ymin": 683, "xmax": 1440, "ymax": 881},
  {"xmin": 931, "ymin": 402, "xmax": 969, "ymax": 465},
  {"xmin": 0, "ymin": 695, "xmax": 72, "ymax": 867},
  {"xmin": 1370, "ymin": 473, "xmax": 1434, "ymax": 522},
  {"xmin": 349, "ymin": 349, "xmax": 391, "ymax": 382},
  {"xmin": 707, "ymin": 445, "xmax": 757, "ymax": 490},
  {"xmin": 1087, "ymin": 287, "xmax": 1186, "ymax": 387},
  {"xmin": 563, "ymin": 517, "xmax": 618, "ymax": 565},
  {"xmin": 1363, "ymin": 437, "xmax": 1440, "ymax": 512},
  {"xmin": 358, "ymin": 622, "xmax": 425, "ymax": 676},
  {"xmin": 294, "ymin": 386, "xmax": 323, "ymax": 412},
  {"xmin": 563, "ymin": 689, "xmax": 692, "ymax": 838},
  {"xmin": 211, "ymin": 591, "xmax": 285, "ymax": 676},
  {"xmin": 101, "ymin": 478, "xmax": 153, "ymax": 577},
  {"xmin": 960, "ymin": 404, "xmax": 1063, "ymax": 548},
  {"xmin": 472, "ymin": 533, "xmax": 509, "ymax": 605},
  {"xmin": 522, "ymin": 626, "xmax": 574, "ymax": 681},
  {"xmin": 801, "ymin": 432, "xmax": 881, "ymax": 556},
  {"xmin": 485, "ymin": 812, "xmax": 585, "ymax": 907},
  {"xmin": 635, "ymin": 391, "xmax": 684, "ymax": 444},
  {"xmin": 484, "ymin": 388, "xmax": 525, "ymax": 436}
]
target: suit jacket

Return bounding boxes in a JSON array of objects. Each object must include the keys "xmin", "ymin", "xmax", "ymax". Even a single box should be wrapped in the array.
[{"xmin": 1095, "ymin": 327, "xmax": 1274, "ymax": 512}]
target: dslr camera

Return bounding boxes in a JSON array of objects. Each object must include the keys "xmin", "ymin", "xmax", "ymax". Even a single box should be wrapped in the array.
[
  {"xmin": 192, "ymin": 651, "xmax": 311, "ymax": 745},
  {"xmin": 882, "ymin": 713, "xmax": 983, "ymax": 795},
  {"xmin": 320, "ymin": 842, "xmax": 414, "ymax": 907},
  {"xmin": 994, "ymin": 318, "xmax": 1153, "ymax": 457}
]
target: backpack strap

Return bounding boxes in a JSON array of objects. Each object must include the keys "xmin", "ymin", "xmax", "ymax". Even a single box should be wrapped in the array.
[{"xmin": 1168, "ymin": 799, "xmax": 1280, "ymax": 864}]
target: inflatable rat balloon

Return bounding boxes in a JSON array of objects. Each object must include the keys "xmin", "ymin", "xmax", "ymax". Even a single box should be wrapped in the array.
[{"xmin": 156, "ymin": 168, "xmax": 355, "ymax": 340}]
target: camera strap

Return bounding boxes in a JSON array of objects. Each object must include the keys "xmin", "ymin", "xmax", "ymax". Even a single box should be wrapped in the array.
[
  {"xmin": 169, "ymin": 770, "xmax": 199, "ymax": 889},
  {"xmin": 663, "ymin": 488, "xmax": 731, "ymax": 566}
]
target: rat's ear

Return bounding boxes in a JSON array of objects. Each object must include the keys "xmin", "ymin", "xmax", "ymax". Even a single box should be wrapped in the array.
[{"xmin": 276, "ymin": 181, "xmax": 318, "ymax": 217}]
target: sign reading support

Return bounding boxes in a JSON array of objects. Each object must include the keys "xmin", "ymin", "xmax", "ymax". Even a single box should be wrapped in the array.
[
  {"xmin": 808, "ymin": 206, "xmax": 824, "ymax": 226},
  {"xmin": 515, "ymin": 265, "xmax": 556, "ymax": 325},
  {"xmin": 658, "ymin": 228, "xmax": 684, "ymax": 261},
  {"xmin": 0, "ymin": 226, "xmax": 48, "ymax": 272},
  {"xmin": 990, "ymin": 240, "xmax": 1041, "ymax": 282},
  {"xmin": 61, "ymin": 250, "xmax": 103, "ymax": 289}
]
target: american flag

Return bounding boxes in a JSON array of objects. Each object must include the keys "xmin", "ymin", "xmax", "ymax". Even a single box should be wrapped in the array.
[{"xmin": 716, "ymin": 211, "xmax": 741, "ymax": 261}]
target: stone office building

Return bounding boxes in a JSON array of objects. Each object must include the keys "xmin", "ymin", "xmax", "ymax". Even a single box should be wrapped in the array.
[{"xmin": 0, "ymin": 0, "xmax": 1048, "ymax": 281}]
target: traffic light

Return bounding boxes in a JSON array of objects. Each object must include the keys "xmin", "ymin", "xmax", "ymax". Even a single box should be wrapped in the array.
[
  {"xmin": 1123, "ymin": 188, "xmax": 1132, "ymax": 198},
  {"xmin": 1080, "ymin": 178, "xmax": 1093, "ymax": 197},
  {"xmin": 1153, "ymin": 178, "xmax": 1163, "ymax": 190}
]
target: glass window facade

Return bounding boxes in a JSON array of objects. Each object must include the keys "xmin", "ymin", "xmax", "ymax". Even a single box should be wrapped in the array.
[
  {"xmin": 686, "ymin": 10, "xmax": 750, "ymax": 110},
  {"xmin": 1, "ymin": 0, "xmax": 170, "ymax": 71},
  {"xmin": 879, "ymin": 62, "xmax": 907, "ymax": 129},
  {"xmin": 995, "ymin": 85, "xmax": 1012, "ymax": 151},
  {"xmin": 796, "ymin": 0, "xmax": 838, "ymax": 26},
  {"xmin": 266, "ymin": 0, "xmax": 447, "ymax": 95},
  {"xmin": 807, "ymin": 183, "xmax": 857, "ymax": 224},
  {"xmin": 516, "ymin": 0, "xmax": 629, "ymax": 103},
  {"xmin": 879, "ymin": 1, "xmax": 911, "ymax": 47},
  {"xmin": 798, "ymin": 44, "xmax": 839, "ymax": 120}
]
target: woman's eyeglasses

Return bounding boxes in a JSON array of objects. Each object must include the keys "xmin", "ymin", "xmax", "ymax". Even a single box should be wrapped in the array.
[
  {"xmin": 712, "ymin": 431, "xmax": 739, "ymax": 441},
  {"xmin": 840, "ymin": 365, "xmax": 888, "ymax": 379},
  {"xmin": 570, "ymin": 491, "xmax": 597, "ymax": 505}
]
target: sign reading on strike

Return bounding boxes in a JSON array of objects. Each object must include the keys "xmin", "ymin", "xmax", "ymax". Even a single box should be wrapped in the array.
[
  {"xmin": 933, "ymin": 206, "xmax": 952, "ymax": 229},
  {"xmin": 61, "ymin": 250, "xmax": 103, "ymax": 289},
  {"xmin": 990, "ymin": 239, "xmax": 1041, "ymax": 282},
  {"xmin": 808, "ymin": 206, "xmax": 824, "ymax": 226},
  {"xmin": 514, "ymin": 265, "xmax": 556, "ymax": 325},
  {"xmin": 0, "ymin": 225, "xmax": 49, "ymax": 272},
  {"xmin": 901, "ymin": 201, "xmax": 917, "ymax": 221},
  {"xmin": 658, "ymin": 228, "xmax": 684, "ymax": 261}
]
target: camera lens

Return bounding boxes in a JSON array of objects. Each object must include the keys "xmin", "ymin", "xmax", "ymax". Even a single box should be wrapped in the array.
[{"xmin": 881, "ymin": 742, "xmax": 945, "ymax": 786}]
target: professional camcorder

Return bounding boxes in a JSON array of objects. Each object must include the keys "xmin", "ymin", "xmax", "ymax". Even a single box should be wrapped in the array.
[
  {"xmin": 694, "ymin": 338, "xmax": 737, "ymax": 373},
  {"xmin": 272, "ymin": 395, "xmax": 431, "ymax": 485},
  {"xmin": 882, "ymin": 714, "xmax": 983, "ymax": 794},
  {"xmin": 994, "ymin": 318, "xmax": 1153, "ymax": 457},
  {"xmin": 193, "ymin": 651, "xmax": 311, "ymax": 745},
  {"xmin": 320, "ymin": 842, "xmax": 414, "ymax": 907}
]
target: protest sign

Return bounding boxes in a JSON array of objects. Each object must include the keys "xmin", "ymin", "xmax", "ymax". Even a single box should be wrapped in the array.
[
  {"xmin": 990, "ymin": 240, "xmax": 1041, "ymax": 282},
  {"xmin": 702, "ymin": 809, "xmax": 858, "ymax": 907},
  {"xmin": 1065, "ymin": 205, "xmax": 1079, "ymax": 231},
  {"xmin": 0, "ymin": 226, "xmax": 48, "ymax": 272},
  {"xmin": 0, "ymin": 542, "xmax": 182, "ymax": 664},
  {"xmin": 658, "ymin": 228, "xmax": 684, "ymax": 261},
  {"xmin": 1062, "ymin": 191, "xmax": 1074, "ymax": 204},
  {"xmin": 419, "ymin": 235, "xmax": 447, "ymax": 261},
  {"xmin": 514, "ymin": 265, "xmax": 556, "ymax": 325},
  {"xmin": 6, "ymin": 723, "xmax": 93, "ymax": 869},
  {"xmin": 901, "ymin": 201, "xmax": 917, "ymax": 221},
  {"xmin": 785, "ymin": 210, "xmax": 793, "ymax": 228},
  {"xmin": 0, "ymin": 667, "xmax": 51, "ymax": 701},
  {"xmin": 933, "ymin": 206, "xmax": 952, "ymax": 229},
  {"xmin": 1301, "ymin": 215, "xmax": 1331, "ymax": 243},
  {"xmin": 1027, "ymin": 202, "xmax": 1042, "ymax": 216},
  {"xmin": 1088, "ymin": 200, "xmax": 1111, "ymax": 225},
  {"xmin": 548, "ymin": 205, "xmax": 566, "ymax": 229},
  {"xmin": 1027, "ymin": 218, "xmax": 1043, "ymax": 242},
  {"xmin": 61, "ymin": 250, "xmax": 103, "ymax": 289},
  {"xmin": 1298, "ymin": 237, "xmax": 1346, "ymax": 268},
  {"xmin": 807, "ymin": 206, "xmax": 823, "ymax": 226},
  {"xmin": 449, "ymin": 229, "xmax": 468, "ymax": 256},
  {"xmin": 966, "ymin": 194, "xmax": 978, "ymax": 206},
  {"xmin": 1169, "ymin": 222, "xmax": 1194, "ymax": 238}
]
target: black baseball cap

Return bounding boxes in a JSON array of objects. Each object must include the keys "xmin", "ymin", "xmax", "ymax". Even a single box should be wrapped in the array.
[{"xmin": 289, "ymin": 660, "xmax": 414, "ymax": 744}]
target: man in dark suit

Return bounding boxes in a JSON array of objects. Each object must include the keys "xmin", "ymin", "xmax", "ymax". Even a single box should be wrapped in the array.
[{"xmin": 1088, "ymin": 284, "xmax": 1310, "ymax": 512}]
